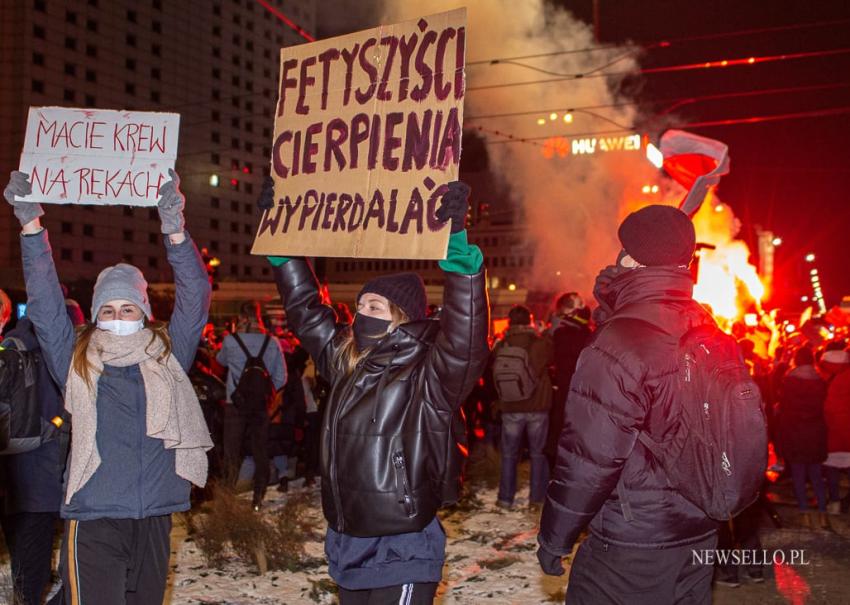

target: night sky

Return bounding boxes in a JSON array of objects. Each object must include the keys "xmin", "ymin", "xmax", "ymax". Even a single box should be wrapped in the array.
[{"xmin": 564, "ymin": 0, "xmax": 850, "ymax": 309}]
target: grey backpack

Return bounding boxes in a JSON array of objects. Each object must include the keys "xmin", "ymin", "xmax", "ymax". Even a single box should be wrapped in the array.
[{"xmin": 492, "ymin": 342, "xmax": 538, "ymax": 402}]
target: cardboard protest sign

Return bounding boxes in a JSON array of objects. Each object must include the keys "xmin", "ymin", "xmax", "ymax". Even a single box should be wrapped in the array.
[
  {"xmin": 252, "ymin": 8, "xmax": 467, "ymax": 259},
  {"xmin": 16, "ymin": 107, "xmax": 180, "ymax": 206}
]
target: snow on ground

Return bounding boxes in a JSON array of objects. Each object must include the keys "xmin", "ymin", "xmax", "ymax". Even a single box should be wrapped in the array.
[{"xmin": 166, "ymin": 480, "xmax": 568, "ymax": 605}]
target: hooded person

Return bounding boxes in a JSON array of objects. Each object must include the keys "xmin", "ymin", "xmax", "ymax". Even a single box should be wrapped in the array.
[
  {"xmin": 538, "ymin": 204, "xmax": 722, "ymax": 604},
  {"xmin": 5, "ymin": 168, "xmax": 213, "ymax": 605},
  {"xmin": 265, "ymin": 179, "xmax": 490, "ymax": 604}
]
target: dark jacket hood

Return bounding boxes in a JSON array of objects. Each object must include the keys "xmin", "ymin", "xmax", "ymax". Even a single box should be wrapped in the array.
[{"xmin": 3, "ymin": 317, "xmax": 40, "ymax": 351}]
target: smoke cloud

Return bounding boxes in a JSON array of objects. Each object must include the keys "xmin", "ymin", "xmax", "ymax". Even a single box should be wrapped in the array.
[{"xmin": 378, "ymin": 0, "xmax": 658, "ymax": 297}]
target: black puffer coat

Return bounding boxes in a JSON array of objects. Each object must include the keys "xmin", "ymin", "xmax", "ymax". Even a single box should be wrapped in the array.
[
  {"xmin": 274, "ymin": 260, "xmax": 489, "ymax": 537},
  {"xmin": 776, "ymin": 365, "xmax": 827, "ymax": 464},
  {"xmin": 539, "ymin": 266, "xmax": 718, "ymax": 552}
]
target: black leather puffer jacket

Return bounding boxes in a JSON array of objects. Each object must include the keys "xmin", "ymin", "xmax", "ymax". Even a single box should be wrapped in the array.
[
  {"xmin": 540, "ymin": 266, "xmax": 718, "ymax": 552},
  {"xmin": 274, "ymin": 260, "xmax": 489, "ymax": 537}
]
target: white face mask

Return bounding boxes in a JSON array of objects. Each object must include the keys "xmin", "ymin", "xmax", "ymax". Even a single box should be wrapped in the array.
[{"xmin": 97, "ymin": 318, "xmax": 145, "ymax": 336}]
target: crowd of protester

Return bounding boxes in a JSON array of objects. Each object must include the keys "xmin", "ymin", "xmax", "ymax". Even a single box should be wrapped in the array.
[{"xmin": 1, "ymin": 168, "xmax": 849, "ymax": 603}]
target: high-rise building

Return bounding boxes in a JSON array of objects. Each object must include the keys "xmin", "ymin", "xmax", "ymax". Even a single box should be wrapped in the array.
[{"xmin": 0, "ymin": 0, "xmax": 317, "ymax": 289}]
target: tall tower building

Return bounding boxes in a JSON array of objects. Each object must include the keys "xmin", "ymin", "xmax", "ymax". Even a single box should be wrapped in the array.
[{"xmin": 0, "ymin": 0, "xmax": 316, "ymax": 289}]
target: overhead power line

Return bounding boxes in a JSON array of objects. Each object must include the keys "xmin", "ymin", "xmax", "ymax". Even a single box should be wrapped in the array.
[
  {"xmin": 255, "ymin": 0, "xmax": 314, "ymax": 42},
  {"xmin": 467, "ymin": 47, "xmax": 850, "ymax": 92}
]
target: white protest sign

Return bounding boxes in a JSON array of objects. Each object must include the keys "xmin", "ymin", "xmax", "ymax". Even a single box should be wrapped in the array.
[{"xmin": 17, "ymin": 107, "xmax": 180, "ymax": 206}]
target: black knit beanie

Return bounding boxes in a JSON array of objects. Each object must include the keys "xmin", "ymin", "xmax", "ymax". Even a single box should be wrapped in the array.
[
  {"xmin": 618, "ymin": 205, "xmax": 696, "ymax": 267},
  {"xmin": 358, "ymin": 273, "xmax": 427, "ymax": 321}
]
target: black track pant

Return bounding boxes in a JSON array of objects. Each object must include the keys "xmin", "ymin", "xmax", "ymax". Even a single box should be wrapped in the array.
[
  {"xmin": 58, "ymin": 515, "xmax": 172, "ymax": 605},
  {"xmin": 339, "ymin": 582, "xmax": 439, "ymax": 604},
  {"xmin": 222, "ymin": 404, "xmax": 269, "ymax": 494},
  {"xmin": 566, "ymin": 533, "xmax": 717, "ymax": 605},
  {"xmin": 0, "ymin": 511, "xmax": 59, "ymax": 605}
]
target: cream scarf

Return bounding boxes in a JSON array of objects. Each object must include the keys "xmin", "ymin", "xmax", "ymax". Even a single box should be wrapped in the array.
[{"xmin": 63, "ymin": 328, "xmax": 213, "ymax": 505}]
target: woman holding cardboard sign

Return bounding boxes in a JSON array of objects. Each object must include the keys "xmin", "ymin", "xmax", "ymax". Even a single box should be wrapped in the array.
[
  {"xmin": 4, "ymin": 169, "xmax": 213, "ymax": 605},
  {"xmin": 265, "ymin": 179, "xmax": 489, "ymax": 603}
]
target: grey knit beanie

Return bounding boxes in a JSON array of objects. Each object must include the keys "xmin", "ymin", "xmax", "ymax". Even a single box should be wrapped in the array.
[{"xmin": 91, "ymin": 263, "xmax": 152, "ymax": 319}]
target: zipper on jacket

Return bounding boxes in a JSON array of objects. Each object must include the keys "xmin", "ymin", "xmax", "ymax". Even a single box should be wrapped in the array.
[
  {"xmin": 137, "ymin": 371, "xmax": 145, "ymax": 516},
  {"xmin": 392, "ymin": 450, "xmax": 416, "ymax": 517},
  {"xmin": 329, "ymin": 362, "xmax": 364, "ymax": 532}
]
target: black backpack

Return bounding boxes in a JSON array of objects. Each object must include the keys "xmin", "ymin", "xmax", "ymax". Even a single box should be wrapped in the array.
[
  {"xmin": 492, "ymin": 339, "xmax": 538, "ymax": 402},
  {"xmin": 0, "ymin": 337, "xmax": 61, "ymax": 455},
  {"xmin": 230, "ymin": 334, "xmax": 275, "ymax": 411},
  {"xmin": 637, "ymin": 323, "xmax": 768, "ymax": 520}
]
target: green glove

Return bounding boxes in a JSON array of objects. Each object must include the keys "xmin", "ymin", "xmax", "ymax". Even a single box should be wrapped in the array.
[{"xmin": 268, "ymin": 256, "xmax": 290, "ymax": 267}]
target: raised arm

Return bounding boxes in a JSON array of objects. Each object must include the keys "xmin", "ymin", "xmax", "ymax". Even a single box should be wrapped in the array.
[
  {"xmin": 425, "ymin": 182, "xmax": 490, "ymax": 411},
  {"xmin": 157, "ymin": 170, "xmax": 212, "ymax": 371},
  {"xmin": 271, "ymin": 259, "xmax": 343, "ymax": 381},
  {"xmin": 5, "ymin": 171, "xmax": 75, "ymax": 389}
]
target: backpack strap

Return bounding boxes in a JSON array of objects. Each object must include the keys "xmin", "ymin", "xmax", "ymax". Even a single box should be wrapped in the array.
[
  {"xmin": 258, "ymin": 334, "xmax": 271, "ymax": 359},
  {"xmin": 232, "ymin": 333, "xmax": 253, "ymax": 358},
  {"xmin": 618, "ymin": 431, "xmax": 664, "ymax": 523}
]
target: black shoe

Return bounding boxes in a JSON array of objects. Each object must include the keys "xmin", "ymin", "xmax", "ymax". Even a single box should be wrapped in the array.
[
  {"xmin": 747, "ymin": 569, "xmax": 765, "ymax": 583},
  {"xmin": 715, "ymin": 575, "xmax": 740, "ymax": 588},
  {"xmin": 276, "ymin": 477, "xmax": 289, "ymax": 493}
]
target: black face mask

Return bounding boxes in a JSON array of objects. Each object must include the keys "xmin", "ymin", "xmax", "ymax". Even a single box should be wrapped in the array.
[{"xmin": 352, "ymin": 313, "xmax": 392, "ymax": 352}]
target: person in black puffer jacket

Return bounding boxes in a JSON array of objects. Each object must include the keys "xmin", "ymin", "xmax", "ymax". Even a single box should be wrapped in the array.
[
  {"xmin": 266, "ymin": 180, "xmax": 489, "ymax": 604},
  {"xmin": 538, "ymin": 205, "xmax": 718, "ymax": 605}
]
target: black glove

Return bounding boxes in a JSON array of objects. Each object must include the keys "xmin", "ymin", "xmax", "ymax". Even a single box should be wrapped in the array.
[
  {"xmin": 536, "ymin": 546, "xmax": 565, "ymax": 576},
  {"xmin": 435, "ymin": 180, "xmax": 471, "ymax": 233},
  {"xmin": 257, "ymin": 176, "xmax": 275, "ymax": 211}
]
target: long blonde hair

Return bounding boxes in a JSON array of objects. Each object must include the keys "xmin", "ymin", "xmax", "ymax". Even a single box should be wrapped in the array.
[
  {"xmin": 334, "ymin": 303, "xmax": 409, "ymax": 374},
  {"xmin": 71, "ymin": 320, "xmax": 172, "ymax": 389}
]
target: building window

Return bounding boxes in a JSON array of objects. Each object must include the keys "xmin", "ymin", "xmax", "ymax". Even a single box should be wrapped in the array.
[
  {"xmin": 125, "ymin": 58, "xmax": 136, "ymax": 71},
  {"xmin": 211, "ymin": 196, "xmax": 220, "ymax": 208},
  {"xmin": 231, "ymin": 75, "xmax": 240, "ymax": 87},
  {"xmin": 211, "ymin": 132, "xmax": 220, "ymax": 143},
  {"xmin": 245, "ymin": 183, "xmax": 254, "ymax": 195},
  {"xmin": 213, "ymin": 4, "xmax": 221, "ymax": 16},
  {"xmin": 230, "ymin": 137, "xmax": 239, "ymax": 150},
  {"xmin": 33, "ymin": 52, "xmax": 45, "ymax": 66},
  {"xmin": 152, "ymin": 44, "xmax": 162, "ymax": 56},
  {"xmin": 210, "ymin": 241, "xmax": 219, "ymax": 252},
  {"xmin": 152, "ymin": 21, "xmax": 162, "ymax": 34},
  {"xmin": 244, "ymin": 141, "xmax": 253, "ymax": 152},
  {"xmin": 153, "ymin": 0, "xmax": 162, "ymax": 10},
  {"xmin": 230, "ymin": 201, "xmax": 239, "ymax": 212},
  {"xmin": 63, "ymin": 89, "xmax": 76, "ymax": 102},
  {"xmin": 61, "ymin": 249, "xmax": 72, "ymax": 261},
  {"xmin": 210, "ymin": 218, "xmax": 220, "ymax": 229},
  {"xmin": 212, "ymin": 47, "xmax": 221, "ymax": 58},
  {"xmin": 82, "ymin": 224, "xmax": 94, "ymax": 236},
  {"xmin": 150, "ymin": 91, "xmax": 160, "ymax": 103},
  {"xmin": 127, "ymin": 9, "xmax": 137, "ymax": 23},
  {"xmin": 83, "ymin": 251, "xmax": 94, "ymax": 263},
  {"xmin": 211, "ymin": 110, "xmax": 220, "ymax": 122},
  {"xmin": 125, "ymin": 82, "xmax": 136, "ymax": 95},
  {"xmin": 212, "ymin": 89, "xmax": 221, "ymax": 100},
  {"xmin": 31, "ymin": 80, "xmax": 44, "ymax": 94},
  {"xmin": 148, "ymin": 257, "xmax": 159, "ymax": 269},
  {"xmin": 86, "ymin": 44, "xmax": 97, "ymax": 58},
  {"xmin": 148, "ymin": 208, "xmax": 157, "ymax": 220},
  {"xmin": 149, "ymin": 233, "xmax": 158, "ymax": 244},
  {"xmin": 243, "ymin": 224, "xmax": 252, "ymax": 235},
  {"xmin": 34, "ymin": 0, "xmax": 46, "ymax": 12},
  {"xmin": 63, "ymin": 63, "xmax": 76, "ymax": 76},
  {"xmin": 61, "ymin": 222, "xmax": 73, "ymax": 234},
  {"xmin": 231, "ymin": 117, "xmax": 240, "ymax": 128},
  {"xmin": 33, "ymin": 25, "xmax": 45, "ymax": 39},
  {"xmin": 212, "ymin": 25, "xmax": 221, "ymax": 37},
  {"xmin": 230, "ymin": 242, "xmax": 238, "ymax": 253},
  {"xmin": 230, "ymin": 223, "xmax": 238, "ymax": 233},
  {"xmin": 85, "ymin": 94, "xmax": 96, "ymax": 105},
  {"xmin": 123, "ymin": 229, "xmax": 133, "ymax": 242},
  {"xmin": 87, "ymin": 19, "xmax": 98, "ymax": 32},
  {"xmin": 243, "ymin": 203, "xmax": 252, "ymax": 215},
  {"xmin": 126, "ymin": 34, "xmax": 136, "ymax": 47},
  {"xmin": 65, "ymin": 10, "xmax": 78, "ymax": 24},
  {"xmin": 85, "ymin": 69, "xmax": 96, "ymax": 83},
  {"xmin": 212, "ymin": 67, "xmax": 221, "ymax": 79},
  {"xmin": 65, "ymin": 37, "xmax": 77, "ymax": 50},
  {"xmin": 244, "ymin": 266, "xmax": 253, "ymax": 277},
  {"xmin": 211, "ymin": 153, "xmax": 220, "ymax": 165},
  {"xmin": 151, "ymin": 67, "xmax": 161, "ymax": 80}
]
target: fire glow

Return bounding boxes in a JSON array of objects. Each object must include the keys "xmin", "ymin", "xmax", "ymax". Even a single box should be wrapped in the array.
[{"xmin": 691, "ymin": 198, "xmax": 766, "ymax": 322}]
